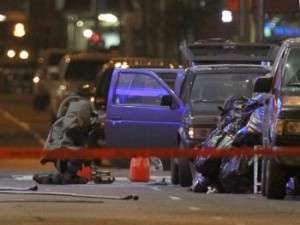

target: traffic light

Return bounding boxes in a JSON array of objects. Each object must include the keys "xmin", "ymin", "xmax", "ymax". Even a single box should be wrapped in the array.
[
  {"xmin": 87, "ymin": 32, "xmax": 105, "ymax": 51},
  {"xmin": 225, "ymin": 0, "xmax": 239, "ymax": 13}
]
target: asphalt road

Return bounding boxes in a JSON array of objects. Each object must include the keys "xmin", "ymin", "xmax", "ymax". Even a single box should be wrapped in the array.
[{"xmin": 0, "ymin": 93, "xmax": 300, "ymax": 225}]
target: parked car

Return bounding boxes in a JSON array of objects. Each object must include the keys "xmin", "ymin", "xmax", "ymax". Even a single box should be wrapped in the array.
[
  {"xmin": 49, "ymin": 51, "xmax": 112, "ymax": 123},
  {"xmin": 171, "ymin": 39, "xmax": 278, "ymax": 187},
  {"xmin": 32, "ymin": 48, "xmax": 69, "ymax": 110},
  {"xmin": 0, "ymin": 61, "xmax": 35, "ymax": 94},
  {"xmin": 253, "ymin": 37, "xmax": 300, "ymax": 199}
]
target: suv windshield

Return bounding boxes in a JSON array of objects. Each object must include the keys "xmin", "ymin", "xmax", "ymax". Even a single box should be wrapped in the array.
[
  {"xmin": 188, "ymin": 72, "xmax": 261, "ymax": 115},
  {"xmin": 282, "ymin": 48, "xmax": 300, "ymax": 94}
]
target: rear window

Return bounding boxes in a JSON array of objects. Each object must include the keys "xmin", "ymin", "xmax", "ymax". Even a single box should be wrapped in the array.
[{"xmin": 47, "ymin": 53, "xmax": 67, "ymax": 66}]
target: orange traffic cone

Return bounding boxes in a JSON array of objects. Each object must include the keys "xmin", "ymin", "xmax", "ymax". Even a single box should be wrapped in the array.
[
  {"xmin": 77, "ymin": 164, "xmax": 92, "ymax": 181},
  {"xmin": 129, "ymin": 157, "xmax": 150, "ymax": 182}
]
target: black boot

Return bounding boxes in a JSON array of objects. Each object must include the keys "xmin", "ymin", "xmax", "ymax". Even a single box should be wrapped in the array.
[{"xmin": 33, "ymin": 172, "xmax": 62, "ymax": 184}]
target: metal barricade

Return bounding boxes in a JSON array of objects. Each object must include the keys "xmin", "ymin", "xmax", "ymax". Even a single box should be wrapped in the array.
[{"xmin": 253, "ymin": 145, "xmax": 262, "ymax": 194}]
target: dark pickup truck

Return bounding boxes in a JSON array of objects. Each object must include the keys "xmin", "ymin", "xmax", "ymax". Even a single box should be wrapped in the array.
[
  {"xmin": 254, "ymin": 37, "xmax": 300, "ymax": 199},
  {"xmin": 171, "ymin": 40, "xmax": 278, "ymax": 187}
]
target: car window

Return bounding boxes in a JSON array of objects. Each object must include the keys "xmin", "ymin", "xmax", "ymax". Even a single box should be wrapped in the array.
[
  {"xmin": 155, "ymin": 72, "xmax": 177, "ymax": 90},
  {"xmin": 47, "ymin": 53, "xmax": 67, "ymax": 66},
  {"xmin": 64, "ymin": 60, "xmax": 104, "ymax": 80},
  {"xmin": 113, "ymin": 72, "xmax": 169, "ymax": 106},
  {"xmin": 282, "ymin": 47, "xmax": 300, "ymax": 87},
  {"xmin": 190, "ymin": 72, "xmax": 257, "ymax": 102}
]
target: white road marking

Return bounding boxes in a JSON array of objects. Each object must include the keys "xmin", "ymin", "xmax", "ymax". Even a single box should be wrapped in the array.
[
  {"xmin": 149, "ymin": 186, "xmax": 162, "ymax": 192},
  {"xmin": 0, "ymin": 108, "xmax": 46, "ymax": 146},
  {"xmin": 12, "ymin": 175, "xmax": 33, "ymax": 181},
  {"xmin": 210, "ymin": 216, "xmax": 223, "ymax": 220},
  {"xmin": 169, "ymin": 196, "xmax": 181, "ymax": 201},
  {"xmin": 188, "ymin": 207, "xmax": 200, "ymax": 211},
  {"xmin": 115, "ymin": 177, "xmax": 129, "ymax": 181}
]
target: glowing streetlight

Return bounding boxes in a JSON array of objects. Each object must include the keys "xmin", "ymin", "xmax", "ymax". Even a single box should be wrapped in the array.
[
  {"xmin": 0, "ymin": 14, "xmax": 6, "ymax": 22},
  {"xmin": 7, "ymin": 50, "xmax": 16, "ymax": 58},
  {"xmin": 98, "ymin": 13, "xmax": 118, "ymax": 24},
  {"xmin": 13, "ymin": 23, "xmax": 26, "ymax": 37},
  {"xmin": 222, "ymin": 10, "xmax": 233, "ymax": 23},
  {"xmin": 19, "ymin": 50, "xmax": 29, "ymax": 59},
  {"xmin": 83, "ymin": 29, "xmax": 93, "ymax": 38}
]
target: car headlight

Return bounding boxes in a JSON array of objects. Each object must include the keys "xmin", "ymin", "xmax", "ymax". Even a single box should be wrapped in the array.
[
  {"xmin": 274, "ymin": 119, "xmax": 300, "ymax": 135},
  {"xmin": 188, "ymin": 126, "xmax": 212, "ymax": 139},
  {"xmin": 274, "ymin": 119, "xmax": 284, "ymax": 136},
  {"xmin": 285, "ymin": 121, "xmax": 300, "ymax": 135}
]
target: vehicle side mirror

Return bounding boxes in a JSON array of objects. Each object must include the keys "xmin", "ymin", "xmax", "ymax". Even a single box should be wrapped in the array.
[
  {"xmin": 253, "ymin": 76, "xmax": 273, "ymax": 93},
  {"xmin": 160, "ymin": 95, "xmax": 173, "ymax": 108}
]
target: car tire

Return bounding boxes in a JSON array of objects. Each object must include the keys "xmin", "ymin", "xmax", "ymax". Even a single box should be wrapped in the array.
[
  {"xmin": 171, "ymin": 159, "xmax": 179, "ymax": 185},
  {"xmin": 178, "ymin": 158, "xmax": 192, "ymax": 187},
  {"xmin": 265, "ymin": 158, "xmax": 287, "ymax": 200},
  {"xmin": 162, "ymin": 159, "xmax": 171, "ymax": 171},
  {"xmin": 294, "ymin": 176, "xmax": 300, "ymax": 195}
]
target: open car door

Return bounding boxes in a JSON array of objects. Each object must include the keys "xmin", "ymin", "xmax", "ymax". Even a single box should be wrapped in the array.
[{"xmin": 105, "ymin": 68, "xmax": 184, "ymax": 148}]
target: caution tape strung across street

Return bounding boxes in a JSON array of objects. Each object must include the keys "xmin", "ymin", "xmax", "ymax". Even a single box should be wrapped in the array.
[{"xmin": 1, "ymin": 147, "xmax": 300, "ymax": 159}]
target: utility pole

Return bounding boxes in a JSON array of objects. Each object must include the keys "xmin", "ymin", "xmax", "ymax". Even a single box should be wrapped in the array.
[
  {"xmin": 239, "ymin": 0, "xmax": 250, "ymax": 41},
  {"xmin": 23, "ymin": 0, "xmax": 30, "ymax": 19},
  {"xmin": 256, "ymin": 0, "xmax": 264, "ymax": 42}
]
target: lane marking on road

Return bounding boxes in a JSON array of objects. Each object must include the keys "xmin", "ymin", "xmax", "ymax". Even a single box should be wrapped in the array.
[
  {"xmin": 169, "ymin": 196, "xmax": 181, "ymax": 201},
  {"xmin": 0, "ymin": 108, "xmax": 45, "ymax": 146},
  {"xmin": 188, "ymin": 207, "xmax": 200, "ymax": 211},
  {"xmin": 115, "ymin": 177, "xmax": 128, "ymax": 181},
  {"xmin": 210, "ymin": 216, "xmax": 223, "ymax": 220},
  {"xmin": 12, "ymin": 175, "xmax": 33, "ymax": 181},
  {"xmin": 149, "ymin": 186, "xmax": 162, "ymax": 192}
]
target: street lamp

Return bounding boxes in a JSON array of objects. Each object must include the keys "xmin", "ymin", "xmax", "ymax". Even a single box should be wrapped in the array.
[
  {"xmin": 98, "ymin": 13, "xmax": 119, "ymax": 25},
  {"xmin": 13, "ymin": 23, "xmax": 26, "ymax": 37},
  {"xmin": 0, "ymin": 14, "xmax": 6, "ymax": 22},
  {"xmin": 222, "ymin": 10, "xmax": 233, "ymax": 23}
]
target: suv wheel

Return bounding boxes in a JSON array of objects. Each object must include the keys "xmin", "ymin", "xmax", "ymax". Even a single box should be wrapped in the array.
[
  {"xmin": 171, "ymin": 159, "xmax": 179, "ymax": 184},
  {"xmin": 265, "ymin": 158, "xmax": 287, "ymax": 199},
  {"xmin": 178, "ymin": 158, "xmax": 192, "ymax": 187}
]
